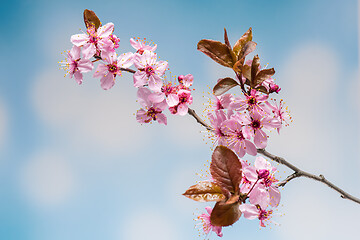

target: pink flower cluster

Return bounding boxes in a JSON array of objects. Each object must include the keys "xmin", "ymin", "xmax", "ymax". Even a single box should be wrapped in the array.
[
  {"xmin": 61, "ymin": 21, "xmax": 194, "ymax": 126},
  {"xmin": 198, "ymin": 156, "xmax": 280, "ymax": 237},
  {"xmin": 208, "ymin": 88, "xmax": 290, "ymax": 158}
]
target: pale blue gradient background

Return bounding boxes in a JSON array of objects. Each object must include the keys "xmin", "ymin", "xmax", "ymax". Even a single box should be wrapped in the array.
[{"xmin": 0, "ymin": 0, "xmax": 359, "ymax": 239}]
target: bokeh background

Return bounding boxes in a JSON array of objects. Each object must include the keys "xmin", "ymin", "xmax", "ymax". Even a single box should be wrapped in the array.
[{"xmin": 0, "ymin": 0, "xmax": 359, "ymax": 239}]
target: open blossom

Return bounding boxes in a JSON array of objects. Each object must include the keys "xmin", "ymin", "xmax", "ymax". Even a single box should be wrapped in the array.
[
  {"xmin": 133, "ymin": 50, "xmax": 168, "ymax": 92},
  {"xmin": 93, "ymin": 52, "xmax": 133, "ymax": 90},
  {"xmin": 221, "ymin": 119, "xmax": 257, "ymax": 158},
  {"xmin": 130, "ymin": 38, "xmax": 157, "ymax": 54},
  {"xmin": 136, "ymin": 88, "xmax": 167, "ymax": 125},
  {"xmin": 243, "ymin": 156, "xmax": 281, "ymax": 207},
  {"xmin": 266, "ymin": 99, "xmax": 291, "ymax": 133},
  {"xmin": 197, "ymin": 207, "xmax": 223, "ymax": 237},
  {"xmin": 208, "ymin": 110, "xmax": 228, "ymax": 145},
  {"xmin": 239, "ymin": 203, "xmax": 273, "ymax": 227},
  {"xmin": 238, "ymin": 111, "xmax": 281, "ymax": 149},
  {"xmin": 61, "ymin": 45, "xmax": 93, "ymax": 84},
  {"xmin": 71, "ymin": 23, "xmax": 115, "ymax": 59},
  {"xmin": 178, "ymin": 74, "xmax": 193, "ymax": 88},
  {"xmin": 211, "ymin": 94, "xmax": 233, "ymax": 111},
  {"xmin": 230, "ymin": 89, "xmax": 269, "ymax": 113}
]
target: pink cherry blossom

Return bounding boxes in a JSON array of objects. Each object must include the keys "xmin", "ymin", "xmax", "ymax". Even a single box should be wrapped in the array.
[
  {"xmin": 61, "ymin": 45, "xmax": 93, "ymax": 84},
  {"xmin": 71, "ymin": 23, "xmax": 115, "ymax": 59},
  {"xmin": 266, "ymin": 99, "xmax": 291, "ymax": 133},
  {"xmin": 211, "ymin": 94, "xmax": 233, "ymax": 111},
  {"xmin": 175, "ymin": 89, "xmax": 193, "ymax": 116},
  {"xmin": 148, "ymin": 81, "xmax": 179, "ymax": 107},
  {"xmin": 197, "ymin": 207, "xmax": 223, "ymax": 237},
  {"xmin": 221, "ymin": 119, "xmax": 257, "ymax": 158},
  {"xmin": 130, "ymin": 38, "xmax": 157, "ymax": 54},
  {"xmin": 208, "ymin": 110, "xmax": 228, "ymax": 146},
  {"xmin": 230, "ymin": 89, "xmax": 269, "ymax": 114},
  {"xmin": 239, "ymin": 204, "xmax": 273, "ymax": 227},
  {"xmin": 133, "ymin": 50, "xmax": 168, "ymax": 92},
  {"xmin": 93, "ymin": 52, "xmax": 133, "ymax": 90},
  {"xmin": 136, "ymin": 88, "xmax": 167, "ymax": 125},
  {"xmin": 178, "ymin": 74, "xmax": 194, "ymax": 88},
  {"xmin": 240, "ymin": 111, "xmax": 281, "ymax": 149}
]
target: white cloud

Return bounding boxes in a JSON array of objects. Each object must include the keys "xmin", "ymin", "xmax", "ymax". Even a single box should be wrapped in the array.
[
  {"xmin": 32, "ymin": 68, "xmax": 149, "ymax": 155},
  {"xmin": 19, "ymin": 151, "xmax": 76, "ymax": 207},
  {"xmin": 121, "ymin": 208, "xmax": 181, "ymax": 240},
  {"xmin": 268, "ymin": 43, "xmax": 340, "ymax": 173}
]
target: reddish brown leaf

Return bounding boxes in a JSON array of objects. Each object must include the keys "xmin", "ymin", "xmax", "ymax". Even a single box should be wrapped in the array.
[
  {"xmin": 213, "ymin": 77, "xmax": 239, "ymax": 96},
  {"xmin": 255, "ymin": 85, "xmax": 269, "ymax": 94},
  {"xmin": 238, "ymin": 41, "xmax": 257, "ymax": 61},
  {"xmin": 183, "ymin": 181, "xmax": 225, "ymax": 202},
  {"xmin": 210, "ymin": 146, "xmax": 242, "ymax": 198},
  {"xmin": 250, "ymin": 55, "xmax": 260, "ymax": 88},
  {"xmin": 197, "ymin": 39, "xmax": 234, "ymax": 68},
  {"xmin": 210, "ymin": 201, "xmax": 241, "ymax": 226},
  {"xmin": 83, "ymin": 9, "xmax": 101, "ymax": 30},
  {"xmin": 224, "ymin": 28, "xmax": 231, "ymax": 49},
  {"xmin": 233, "ymin": 59, "xmax": 244, "ymax": 73},
  {"xmin": 255, "ymin": 68, "xmax": 275, "ymax": 86},
  {"xmin": 233, "ymin": 27, "xmax": 253, "ymax": 57},
  {"xmin": 242, "ymin": 64, "xmax": 251, "ymax": 81}
]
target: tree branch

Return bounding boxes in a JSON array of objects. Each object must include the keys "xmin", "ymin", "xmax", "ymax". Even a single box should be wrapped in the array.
[
  {"xmin": 187, "ymin": 107, "xmax": 213, "ymax": 131},
  {"xmin": 257, "ymin": 148, "xmax": 360, "ymax": 205}
]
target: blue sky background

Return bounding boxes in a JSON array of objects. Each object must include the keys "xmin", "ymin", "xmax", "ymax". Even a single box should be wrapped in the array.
[{"xmin": 0, "ymin": 0, "xmax": 359, "ymax": 239}]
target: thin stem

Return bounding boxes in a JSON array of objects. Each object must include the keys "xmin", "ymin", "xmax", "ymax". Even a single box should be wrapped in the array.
[
  {"xmin": 120, "ymin": 67, "xmax": 136, "ymax": 73},
  {"xmin": 184, "ymin": 110, "xmax": 360, "ymax": 205},
  {"xmin": 257, "ymin": 148, "xmax": 360, "ymax": 205},
  {"xmin": 187, "ymin": 108, "xmax": 213, "ymax": 131}
]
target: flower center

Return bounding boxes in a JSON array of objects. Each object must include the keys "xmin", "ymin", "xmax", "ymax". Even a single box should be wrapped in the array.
[
  {"xmin": 236, "ymin": 131, "xmax": 245, "ymax": 140},
  {"xmin": 145, "ymin": 66, "xmax": 155, "ymax": 76},
  {"xmin": 147, "ymin": 107, "xmax": 161, "ymax": 120},
  {"xmin": 178, "ymin": 93, "xmax": 189, "ymax": 103},
  {"xmin": 108, "ymin": 64, "xmax": 118, "ymax": 74},
  {"xmin": 251, "ymin": 120, "xmax": 261, "ymax": 129},
  {"xmin": 161, "ymin": 83, "xmax": 173, "ymax": 96},
  {"xmin": 259, "ymin": 209, "xmax": 272, "ymax": 221},
  {"xmin": 248, "ymin": 96, "xmax": 257, "ymax": 105},
  {"xmin": 136, "ymin": 49, "xmax": 144, "ymax": 55}
]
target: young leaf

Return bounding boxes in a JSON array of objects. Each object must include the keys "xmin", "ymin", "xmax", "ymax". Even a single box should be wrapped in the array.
[
  {"xmin": 238, "ymin": 41, "xmax": 257, "ymax": 61},
  {"xmin": 210, "ymin": 201, "xmax": 241, "ymax": 226},
  {"xmin": 183, "ymin": 181, "xmax": 225, "ymax": 202},
  {"xmin": 255, "ymin": 85, "xmax": 269, "ymax": 94},
  {"xmin": 241, "ymin": 64, "xmax": 251, "ymax": 81},
  {"xmin": 197, "ymin": 40, "xmax": 235, "ymax": 68},
  {"xmin": 233, "ymin": 27, "xmax": 253, "ymax": 57},
  {"xmin": 210, "ymin": 146, "xmax": 242, "ymax": 198},
  {"xmin": 213, "ymin": 77, "xmax": 239, "ymax": 96},
  {"xmin": 224, "ymin": 28, "xmax": 231, "ymax": 49},
  {"xmin": 255, "ymin": 68, "xmax": 275, "ymax": 86},
  {"xmin": 232, "ymin": 59, "xmax": 244, "ymax": 73},
  {"xmin": 250, "ymin": 55, "xmax": 260, "ymax": 88},
  {"xmin": 83, "ymin": 9, "xmax": 101, "ymax": 30}
]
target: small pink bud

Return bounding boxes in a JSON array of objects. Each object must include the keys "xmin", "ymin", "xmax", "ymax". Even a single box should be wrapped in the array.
[
  {"xmin": 269, "ymin": 83, "xmax": 281, "ymax": 93},
  {"xmin": 258, "ymin": 169, "xmax": 270, "ymax": 179},
  {"xmin": 178, "ymin": 75, "xmax": 185, "ymax": 84}
]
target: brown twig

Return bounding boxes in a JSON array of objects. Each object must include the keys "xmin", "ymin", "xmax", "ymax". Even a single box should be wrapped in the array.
[
  {"xmin": 257, "ymin": 148, "xmax": 360, "ymax": 205},
  {"xmin": 187, "ymin": 108, "xmax": 213, "ymax": 131}
]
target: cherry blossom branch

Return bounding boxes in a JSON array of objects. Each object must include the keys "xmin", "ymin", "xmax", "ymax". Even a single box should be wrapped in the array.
[
  {"xmin": 257, "ymin": 148, "xmax": 360, "ymax": 205},
  {"xmin": 184, "ymin": 110, "xmax": 360, "ymax": 205},
  {"xmin": 187, "ymin": 108, "xmax": 213, "ymax": 131},
  {"xmin": 120, "ymin": 67, "xmax": 136, "ymax": 74}
]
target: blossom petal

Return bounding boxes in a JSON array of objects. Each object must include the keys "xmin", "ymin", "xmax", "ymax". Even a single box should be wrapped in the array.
[
  {"xmin": 136, "ymin": 109, "xmax": 151, "ymax": 123},
  {"xmin": 254, "ymin": 129, "xmax": 267, "ymax": 149},
  {"xmin": 97, "ymin": 22, "xmax": 114, "ymax": 38},
  {"xmin": 69, "ymin": 45, "xmax": 81, "ymax": 59},
  {"xmin": 133, "ymin": 71, "xmax": 147, "ymax": 88},
  {"xmin": 82, "ymin": 42, "xmax": 96, "ymax": 59},
  {"xmin": 117, "ymin": 52, "xmax": 134, "ymax": 68},
  {"xmin": 148, "ymin": 75, "xmax": 162, "ymax": 92},
  {"xmin": 239, "ymin": 204, "xmax": 259, "ymax": 220},
  {"xmin": 166, "ymin": 94, "xmax": 179, "ymax": 107},
  {"xmin": 73, "ymin": 71, "xmax": 83, "ymax": 84},
  {"xmin": 149, "ymin": 92, "xmax": 165, "ymax": 103},
  {"xmin": 269, "ymin": 186, "xmax": 281, "ymax": 207},
  {"xmin": 100, "ymin": 73, "xmax": 115, "ymax": 90},
  {"xmin": 156, "ymin": 113, "xmax": 167, "ymax": 125},
  {"xmin": 93, "ymin": 63, "xmax": 108, "ymax": 78},
  {"xmin": 77, "ymin": 59, "xmax": 94, "ymax": 73},
  {"xmin": 154, "ymin": 60, "xmax": 168, "ymax": 76},
  {"xmin": 177, "ymin": 104, "xmax": 188, "ymax": 116},
  {"xmin": 137, "ymin": 87, "xmax": 152, "ymax": 108},
  {"xmin": 70, "ymin": 33, "xmax": 89, "ymax": 47},
  {"xmin": 254, "ymin": 156, "xmax": 272, "ymax": 170},
  {"xmin": 245, "ymin": 140, "xmax": 257, "ymax": 156}
]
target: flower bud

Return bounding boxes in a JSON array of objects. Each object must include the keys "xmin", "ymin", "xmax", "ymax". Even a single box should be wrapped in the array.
[{"xmin": 269, "ymin": 83, "xmax": 281, "ymax": 94}]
